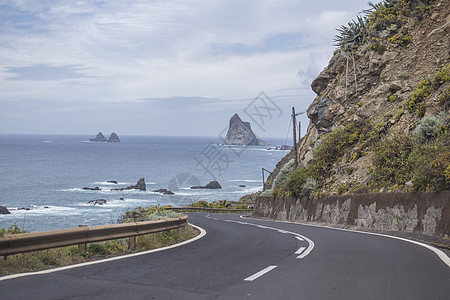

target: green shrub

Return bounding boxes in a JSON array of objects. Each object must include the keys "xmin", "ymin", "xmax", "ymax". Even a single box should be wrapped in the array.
[
  {"xmin": 371, "ymin": 136, "xmax": 414, "ymax": 189},
  {"xmin": 408, "ymin": 63, "xmax": 450, "ymax": 117},
  {"xmin": 413, "ymin": 115, "xmax": 442, "ymax": 144},
  {"xmin": 87, "ymin": 243, "xmax": 111, "ymax": 256},
  {"xmin": 410, "ymin": 142, "xmax": 450, "ymax": 191},
  {"xmin": 118, "ymin": 205, "xmax": 181, "ymax": 223},
  {"xmin": 310, "ymin": 126, "xmax": 359, "ymax": 181},
  {"xmin": 191, "ymin": 200, "xmax": 209, "ymax": 208},
  {"xmin": 286, "ymin": 167, "xmax": 310, "ymax": 197},
  {"xmin": 0, "ymin": 224, "xmax": 28, "ymax": 236},
  {"xmin": 272, "ymin": 159, "xmax": 295, "ymax": 187}
]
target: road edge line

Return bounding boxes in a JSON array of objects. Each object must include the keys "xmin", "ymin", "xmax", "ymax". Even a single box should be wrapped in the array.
[{"xmin": 243, "ymin": 216, "xmax": 450, "ymax": 268}]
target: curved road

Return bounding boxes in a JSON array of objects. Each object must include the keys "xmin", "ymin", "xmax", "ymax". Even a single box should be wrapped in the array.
[{"xmin": 1, "ymin": 213, "xmax": 449, "ymax": 299}]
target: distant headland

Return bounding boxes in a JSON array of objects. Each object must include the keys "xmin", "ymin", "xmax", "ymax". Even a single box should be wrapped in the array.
[{"xmin": 89, "ymin": 132, "xmax": 120, "ymax": 143}]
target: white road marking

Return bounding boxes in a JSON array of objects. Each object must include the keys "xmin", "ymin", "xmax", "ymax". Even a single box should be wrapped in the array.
[
  {"xmin": 244, "ymin": 265, "xmax": 277, "ymax": 281},
  {"xmin": 243, "ymin": 216, "xmax": 450, "ymax": 268},
  {"xmin": 295, "ymin": 247, "xmax": 306, "ymax": 255},
  {"xmin": 225, "ymin": 219, "xmax": 314, "ymax": 259},
  {"xmin": 0, "ymin": 224, "xmax": 207, "ymax": 282}
]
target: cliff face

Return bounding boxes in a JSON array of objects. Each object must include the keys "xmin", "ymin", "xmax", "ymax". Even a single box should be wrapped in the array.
[
  {"xmin": 224, "ymin": 114, "xmax": 268, "ymax": 146},
  {"xmin": 264, "ymin": 0, "xmax": 449, "ymax": 197}
]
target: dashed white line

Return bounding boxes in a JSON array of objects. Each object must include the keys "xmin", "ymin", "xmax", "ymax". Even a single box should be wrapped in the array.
[
  {"xmin": 295, "ymin": 247, "xmax": 306, "ymax": 256},
  {"xmin": 244, "ymin": 265, "xmax": 278, "ymax": 281},
  {"xmin": 225, "ymin": 219, "xmax": 314, "ymax": 259}
]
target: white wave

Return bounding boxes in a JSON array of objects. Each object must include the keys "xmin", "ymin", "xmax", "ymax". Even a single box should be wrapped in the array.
[
  {"xmin": 229, "ymin": 186, "xmax": 261, "ymax": 194},
  {"xmin": 228, "ymin": 179, "xmax": 260, "ymax": 183},
  {"xmin": 93, "ymin": 181, "xmax": 129, "ymax": 185},
  {"xmin": 7, "ymin": 205, "xmax": 81, "ymax": 216}
]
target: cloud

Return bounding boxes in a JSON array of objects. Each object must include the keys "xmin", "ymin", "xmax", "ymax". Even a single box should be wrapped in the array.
[
  {"xmin": 0, "ymin": 0, "xmax": 376, "ymax": 135},
  {"xmin": 4, "ymin": 64, "xmax": 93, "ymax": 81}
]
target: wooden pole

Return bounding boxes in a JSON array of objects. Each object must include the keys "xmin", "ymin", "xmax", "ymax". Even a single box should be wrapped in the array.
[
  {"xmin": 292, "ymin": 107, "xmax": 298, "ymax": 169},
  {"xmin": 299, "ymin": 121, "xmax": 301, "ymax": 144}
]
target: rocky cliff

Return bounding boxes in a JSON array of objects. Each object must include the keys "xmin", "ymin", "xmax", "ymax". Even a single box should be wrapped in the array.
[
  {"xmin": 224, "ymin": 114, "xmax": 269, "ymax": 146},
  {"xmin": 262, "ymin": 0, "xmax": 449, "ymax": 198}
]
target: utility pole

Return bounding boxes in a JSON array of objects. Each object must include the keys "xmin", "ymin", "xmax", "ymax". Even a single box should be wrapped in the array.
[
  {"xmin": 299, "ymin": 121, "xmax": 301, "ymax": 145},
  {"xmin": 292, "ymin": 107, "xmax": 298, "ymax": 169}
]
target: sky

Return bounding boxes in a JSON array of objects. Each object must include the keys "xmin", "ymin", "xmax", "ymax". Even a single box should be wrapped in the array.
[{"xmin": 0, "ymin": 0, "xmax": 376, "ymax": 139}]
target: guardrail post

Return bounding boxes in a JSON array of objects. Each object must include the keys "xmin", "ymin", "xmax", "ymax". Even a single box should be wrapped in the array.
[
  {"xmin": 78, "ymin": 225, "xmax": 88, "ymax": 252},
  {"xmin": 129, "ymin": 236, "xmax": 136, "ymax": 251}
]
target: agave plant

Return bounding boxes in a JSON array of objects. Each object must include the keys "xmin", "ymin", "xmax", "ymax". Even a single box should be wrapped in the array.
[{"xmin": 333, "ymin": 15, "xmax": 367, "ymax": 49}]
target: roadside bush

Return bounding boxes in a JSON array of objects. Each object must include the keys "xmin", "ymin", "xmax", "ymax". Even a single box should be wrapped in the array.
[
  {"xmin": 272, "ymin": 159, "xmax": 295, "ymax": 187},
  {"xmin": 310, "ymin": 126, "xmax": 359, "ymax": 181},
  {"xmin": 410, "ymin": 142, "xmax": 450, "ymax": 191},
  {"xmin": 0, "ymin": 224, "xmax": 28, "ymax": 236},
  {"xmin": 286, "ymin": 167, "xmax": 310, "ymax": 197},
  {"xmin": 191, "ymin": 200, "xmax": 209, "ymax": 208},
  {"xmin": 371, "ymin": 136, "xmax": 414, "ymax": 189},
  {"xmin": 413, "ymin": 115, "xmax": 442, "ymax": 144},
  {"xmin": 118, "ymin": 205, "xmax": 180, "ymax": 223}
]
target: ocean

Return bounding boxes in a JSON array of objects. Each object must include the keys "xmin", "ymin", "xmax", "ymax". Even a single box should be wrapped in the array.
[{"xmin": 0, "ymin": 134, "xmax": 288, "ymax": 232}]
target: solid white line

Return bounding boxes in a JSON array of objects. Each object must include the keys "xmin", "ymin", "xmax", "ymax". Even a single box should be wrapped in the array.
[
  {"xmin": 244, "ymin": 265, "xmax": 277, "ymax": 281},
  {"xmin": 244, "ymin": 216, "xmax": 450, "ymax": 268},
  {"xmin": 0, "ymin": 224, "xmax": 207, "ymax": 282}
]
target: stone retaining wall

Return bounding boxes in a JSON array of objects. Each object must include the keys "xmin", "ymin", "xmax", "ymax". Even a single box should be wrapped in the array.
[{"xmin": 253, "ymin": 191, "xmax": 450, "ymax": 237}]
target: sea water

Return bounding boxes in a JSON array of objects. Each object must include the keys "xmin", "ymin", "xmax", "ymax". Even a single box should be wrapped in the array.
[{"xmin": 0, "ymin": 135, "xmax": 288, "ymax": 232}]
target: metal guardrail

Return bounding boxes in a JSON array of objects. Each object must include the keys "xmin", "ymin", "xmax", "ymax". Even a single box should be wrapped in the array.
[
  {"xmin": 167, "ymin": 207, "xmax": 253, "ymax": 214},
  {"xmin": 0, "ymin": 216, "xmax": 187, "ymax": 257}
]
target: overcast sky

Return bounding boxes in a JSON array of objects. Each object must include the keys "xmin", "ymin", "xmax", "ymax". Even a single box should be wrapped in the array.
[{"xmin": 0, "ymin": 0, "xmax": 376, "ymax": 139}]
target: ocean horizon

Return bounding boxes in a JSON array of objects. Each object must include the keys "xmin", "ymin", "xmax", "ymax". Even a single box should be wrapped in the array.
[{"xmin": 0, "ymin": 134, "xmax": 289, "ymax": 232}]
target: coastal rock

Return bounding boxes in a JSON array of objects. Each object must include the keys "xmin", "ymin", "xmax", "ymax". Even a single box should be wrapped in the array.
[
  {"xmin": 108, "ymin": 133, "xmax": 120, "ymax": 143},
  {"xmin": 152, "ymin": 188, "xmax": 175, "ymax": 195},
  {"xmin": 278, "ymin": 145, "xmax": 293, "ymax": 150},
  {"xmin": 111, "ymin": 178, "xmax": 146, "ymax": 191},
  {"xmin": 223, "ymin": 114, "xmax": 268, "ymax": 146},
  {"xmin": 0, "ymin": 206, "xmax": 10, "ymax": 214},
  {"xmin": 88, "ymin": 199, "xmax": 107, "ymax": 205},
  {"xmin": 83, "ymin": 187, "xmax": 101, "ymax": 191},
  {"xmin": 107, "ymin": 180, "xmax": 118, "ymax": 184},
  {"xmin": 89, "ymin": 132, "xmax": 108, "ymax": 142},
  {"xmin": 191, "ymin": 180, "xmax": 222, "ymax": 189}
]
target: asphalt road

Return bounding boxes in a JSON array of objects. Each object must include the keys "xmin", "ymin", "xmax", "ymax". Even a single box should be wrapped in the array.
[{"xmin": 1, "ymin": 213, "xmax": 449, "ymax": 299}]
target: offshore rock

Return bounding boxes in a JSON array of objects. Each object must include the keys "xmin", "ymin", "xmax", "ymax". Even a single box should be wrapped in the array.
[
  {"xmin": 223, "ymin": 114, "xmax": 268, "ymax": 146},
  {"xmin": 88, "ymin": 199, "xmax": 107, "ymax": 205},
  {"xmin": 152, "ymin": 188, "xmax": 175, "ymax": 195},
  {"xmin": 112, "ymin": 178, "xmax": 146, "ymax": 191},
  {"xmin": 108, "ymin": 133, "xmax": 120, "ymax": 143},
  {"xmin": 191, "ymin": 180, "xmax": 222, "ymax": 189},
  {"xmin": 89, "ymin": 132, "xmax": 108, "ymax": 142},
  {"xmin": 83, "ymin": 187, "xmax": 101, "ymax": 191},
  {"xmin": 0, "ymin": 206, "xmax": 10, "ymax": 214}
]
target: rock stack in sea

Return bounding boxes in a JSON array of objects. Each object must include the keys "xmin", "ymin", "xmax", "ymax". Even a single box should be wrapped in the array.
[
  {"xmin": 90, "ymin": 132, "xmax": 108, "ymax": 142},
  {"xmin": 108, "ymin": 133, "xmax": 120, "ymax": 143},
  {"xmin": 191, "ymin": 180, "xmax": 222, "ymax": 189},
  {"xmin": 89, "ymin": 132, "xmax": 121, "ymax": 142},
  {"xmin": 112, "ymin": 178, "xmax": 146, "ymax": 191},
  {"xmin": 223, "ymin": 114, "xmax": 269, "ymax": 146}
]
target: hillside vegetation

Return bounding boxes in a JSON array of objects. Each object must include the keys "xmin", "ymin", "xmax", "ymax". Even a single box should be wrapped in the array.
[{"xmin": 264, "ymin": 0, "xmax": 449, "ymax": 199}]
